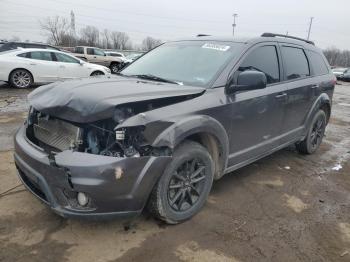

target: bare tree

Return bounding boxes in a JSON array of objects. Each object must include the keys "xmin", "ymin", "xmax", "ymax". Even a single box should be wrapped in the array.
[
  {"xmin": 40, "ymin": 16, "xmax": 70, "ymax": 46},
  {"xmin": 110, "ymin": 31, "xmax": 131, "ymax": 50},
  {"xmin": 102, "ymin": 29, "xmax": 111, "ymax": 49},
  {"xmin": 142, "ymin": 36, "xmax": 162, "ymax": 51},
  {"xmin": 323, "ymin": 47, "xmax": 350, "ymax": 67},
  {"xmin": 80, "ymin": 26, "xmax": 100, "ymax": 47}
]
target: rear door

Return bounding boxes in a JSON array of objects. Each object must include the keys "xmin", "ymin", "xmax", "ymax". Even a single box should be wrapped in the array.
[
  {"xmin": 26, "ymin": 51, "xmax": 60, "ymax": 82},
  {"xmin": 227, "ymin": 43, "xmax": 288, "ymax": 167},
  {"xmin": 278, "ymin": 44, "xmax": 318, "ymax": 143}
]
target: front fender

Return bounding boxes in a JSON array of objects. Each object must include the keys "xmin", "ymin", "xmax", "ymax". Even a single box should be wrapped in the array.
[{"xmin": 151, "ymin": 115, "xmax": 229, "ymax": 170}]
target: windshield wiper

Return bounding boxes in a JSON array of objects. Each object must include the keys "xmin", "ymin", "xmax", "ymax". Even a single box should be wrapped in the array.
[{"xmin": 130, "ymin": 74, "xmax": 181, "ymax": 85}]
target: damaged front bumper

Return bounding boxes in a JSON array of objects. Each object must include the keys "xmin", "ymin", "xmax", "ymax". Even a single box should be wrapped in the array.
[{"xmin": 14, "ymin": 125, "xmax": 171, "ymax": 219}]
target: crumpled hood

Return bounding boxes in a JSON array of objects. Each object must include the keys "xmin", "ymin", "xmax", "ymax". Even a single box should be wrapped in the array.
[{"xmin": 28, "ymin": 76, "xmax": 205, "ymax": 123}]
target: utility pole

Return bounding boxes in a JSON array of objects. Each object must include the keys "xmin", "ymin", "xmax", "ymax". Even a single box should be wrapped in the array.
[
  {"xmin": 232, "ymin": 13, "xmax": 238, "ymax": 38},
  {"xmin": 70, "ymin": 10, "xmax": 76, "ymax": 47},
  {"xmin": 307, "ymin": 17, "xmax": 314, "ymax": 40}
]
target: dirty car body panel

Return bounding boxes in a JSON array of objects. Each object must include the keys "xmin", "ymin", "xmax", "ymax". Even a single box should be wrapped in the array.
[{"xmin": 14, "ymin": 35, "xmax": 335, "ymax": 219}]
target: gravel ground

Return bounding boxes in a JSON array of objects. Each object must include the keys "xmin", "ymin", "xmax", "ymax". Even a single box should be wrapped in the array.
[{"xmin": 0, "ymin": 81, "xmax": 350, "ymax": 262}]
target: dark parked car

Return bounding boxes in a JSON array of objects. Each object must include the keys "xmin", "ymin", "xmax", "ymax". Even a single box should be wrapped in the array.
[
  {"xmin": 0, "ymin": 42, "xmax": 61, "ymax": 52},
  {"xmin": 14, "ymin": 33, "xmax": 335, "ymax": 224}
]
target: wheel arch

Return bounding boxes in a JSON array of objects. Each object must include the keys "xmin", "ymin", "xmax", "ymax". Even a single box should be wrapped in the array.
[
  {"xmin": 8, "ymin": 68, "xmax": 34, "ymax": 83},
  {"xmin": 152, "ymin": 115, "xmax": 229, "ymax": 179},
  {"xmin": 90, "ymin": 70, "xmax": 104, "ymax": 76},
  {"xmin": 303, "ymin": 93, "xmax": 331, "ymax": 134}
]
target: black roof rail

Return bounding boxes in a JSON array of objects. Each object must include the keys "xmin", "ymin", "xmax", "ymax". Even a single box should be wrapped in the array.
[{"xmin": 261, "ymin": 32, "xmax": 315, "ymax": 45}]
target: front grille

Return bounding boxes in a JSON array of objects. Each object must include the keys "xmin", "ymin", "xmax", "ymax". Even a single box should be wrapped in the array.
[{"xmin": 33, "ymin": 117, "xmax": 81, "ymax": 151}]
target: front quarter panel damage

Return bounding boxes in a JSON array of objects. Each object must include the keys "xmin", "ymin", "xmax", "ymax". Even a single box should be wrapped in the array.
[{"xmin": 117, "ymin": 112, "xmax": 229, "ymax": 178}]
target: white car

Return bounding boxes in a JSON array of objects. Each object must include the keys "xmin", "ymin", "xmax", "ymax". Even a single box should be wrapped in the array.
[{"xmin": 0, "ymin": 49, "xmax": 111, "ymax": 88}]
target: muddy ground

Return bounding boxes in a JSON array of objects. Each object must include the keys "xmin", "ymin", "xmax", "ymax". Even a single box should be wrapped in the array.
[{"xmin": 0, "ymin": 81, "xmax": 349, "ymax": 262}]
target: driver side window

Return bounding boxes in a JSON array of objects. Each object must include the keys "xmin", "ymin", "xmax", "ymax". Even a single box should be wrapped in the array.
[{"xmin": 238, "ymin": 45, "xmax": 280, "ymax": 84}]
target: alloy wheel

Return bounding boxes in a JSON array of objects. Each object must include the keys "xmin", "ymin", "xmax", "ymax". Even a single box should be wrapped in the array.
[
  {"xmin": 111, "ymin": 64, "xmax": 119, "ymax": 73},
  {"xmin": 167, "ymin": 158, "xmax": 207, "ymax": 212},
  {"xmin": 310, "ymin": 117, "xmax": 325, "ymax": 150},
  {"xmin": 12, "ymin": 70, "xmax": 31, "ymax": 88}
]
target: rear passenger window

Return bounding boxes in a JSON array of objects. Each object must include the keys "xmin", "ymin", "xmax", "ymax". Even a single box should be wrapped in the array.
[
  {"xmin": 239, "ymin": 45, "xmax": 280, "ymax": 84},
  {"xmin": 281, "ymin": 46, "xmax": 310, "ymax": 80},
  {"xmin": 29, "ymin": 51, "xmax": 53, "ymax": 61},
  {"xmin": 307, "ymin": 51, "xmax": 329, "ymax": 75},
  {"xmin": 17, "ymin": 52, "xmax": 29, "ymax": 58},
  {"xmin": 87, "ymin": 48, "xmax": 94, "ymax": 55}
]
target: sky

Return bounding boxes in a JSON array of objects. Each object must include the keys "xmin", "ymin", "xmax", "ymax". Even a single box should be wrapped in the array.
[{"xmin": 1, "ymin": 0, "xmax": 350, "ymax": 49}]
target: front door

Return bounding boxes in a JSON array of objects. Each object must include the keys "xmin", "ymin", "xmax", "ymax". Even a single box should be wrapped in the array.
[
  {"xmin": 53, "ymin": 52, "xmax": 88, "ymax": 80},
  {"xmin": 227, "ymin": 44, "xmax": 288, "ymax": 167},
  {"xmin": 87, "ymin": 48, "xmax": 108, "ymax": 66}
]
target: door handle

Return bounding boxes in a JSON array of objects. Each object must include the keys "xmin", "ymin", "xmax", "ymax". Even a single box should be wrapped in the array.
[
  {"xmin": 59, "ymin": 65, "xmax": 65, "ymax": 68},
  {"xmin": 275, "ymin": 93, "xmax": 287, "ymax": 100},
  {"xmin": 30, "ymin": 63, "xmax": 37, "ymax": 65},
  {"xmin": 310, "ymin": 84, "xmax": 319, "ymax": 89}
]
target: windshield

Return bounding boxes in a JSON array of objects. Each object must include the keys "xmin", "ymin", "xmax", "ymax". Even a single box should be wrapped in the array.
[{"xmin": 122, "ymin": 41, "xmax": 243, "ymax": 87}]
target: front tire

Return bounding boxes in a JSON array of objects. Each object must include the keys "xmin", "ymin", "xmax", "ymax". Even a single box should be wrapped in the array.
[
  {"xmin": 148, "ymin": 141, "xmax": 214, "ymax": 224},
  {"xmin": 9, "ymin": 69, "xmax": 33, "ymax": 88},
  {"xmin": 296, "ymin": 110, "xmax": 327, "ymax": 154},
  {"xmin": 110, "ymin": 63, "xmax": 120, "ymax": 74}
]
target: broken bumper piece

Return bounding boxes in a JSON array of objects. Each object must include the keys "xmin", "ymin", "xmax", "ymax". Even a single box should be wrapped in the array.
[{"xmin": 14, "ymin": 125, "xmax": 171, "ymax": 219}]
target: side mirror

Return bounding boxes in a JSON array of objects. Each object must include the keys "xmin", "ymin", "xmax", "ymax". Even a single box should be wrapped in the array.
[{"xmin": 225, "ymin": 70, "xmax": 267, "ymax": 95}]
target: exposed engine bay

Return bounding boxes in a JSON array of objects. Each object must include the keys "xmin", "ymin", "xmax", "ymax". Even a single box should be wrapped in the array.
[{"xmin": 25, "ymin": 99, "xmax": 181, "ymax": 158}]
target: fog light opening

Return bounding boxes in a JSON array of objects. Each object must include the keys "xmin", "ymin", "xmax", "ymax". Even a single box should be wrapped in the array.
[{"xmin": 77, "ymin": 192, "xmax": 89, "ymax": 207}]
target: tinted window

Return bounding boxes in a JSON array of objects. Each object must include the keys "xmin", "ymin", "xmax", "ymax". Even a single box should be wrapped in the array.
[
  {"xmin": 87, "ymin": 48, "xmax": 94, "ymax": 55},
  {"xmin": 55, "ymin": 52, "xmax": 79, "ymax": 63},
  {"xmin": 29, "ymin": 51, "xmax": 53, "ymax": 61},
  {"xmin": 239, "ymin": 45, "xmax": 280, "ymax": 84},
  {"xmin": 75, "ymin": 47, "xmax": 84, "ymax": 54},
  {"xmin": 307, "ymin": 51, "xmax": 329, "ymax": 75},
  {"xmin": 281, "ymin": 46, "xmax": 310, "ymax": 80}
]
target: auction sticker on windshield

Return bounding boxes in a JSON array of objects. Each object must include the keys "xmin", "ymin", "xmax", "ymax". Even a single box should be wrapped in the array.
[{"xmin": 202, "ymin": 43, "xmax": 230, "ymax": 51}]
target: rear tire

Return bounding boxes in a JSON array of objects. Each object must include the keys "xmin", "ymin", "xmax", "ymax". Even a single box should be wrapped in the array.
[
  {"xmin": 148, "ymin": 141, "xmax": 214, "ymax": 224},
  {"xmin": 296, "ymin": 110, "xmax": 327, "ymax": 154},
  {"xmin": 9, "ymin": 69, "xmax": 33, "ymax": 88}
]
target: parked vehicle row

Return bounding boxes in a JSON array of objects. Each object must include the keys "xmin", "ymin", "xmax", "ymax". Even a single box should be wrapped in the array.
[
  {"xmin": 0, "ymin": 49, "xmax": 111, "ymax": 88},
  {"xmin": 14, "ymin": 33, "xmax": 335, "ymax": 224},
  {"xmin": 72, "ymin": 46, "xmax": 123, "ymax": 74},
  {"xmin": 332, "ymin": 67, "xmax": 350, "ymax": 81}
]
